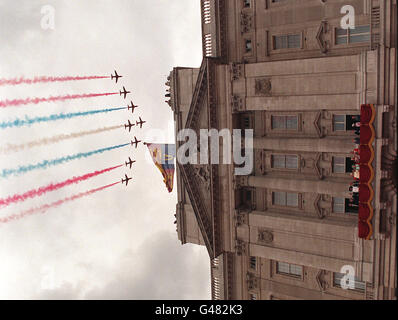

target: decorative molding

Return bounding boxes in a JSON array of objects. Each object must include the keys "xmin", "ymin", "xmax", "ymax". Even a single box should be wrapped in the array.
[
  {"xmin": 240, "ymin": 12, "xmax": 253, "ymax": 34},
  {"xmin": 316, "ymin": 20, "xmax": 329, "ymax": 54},
  {"xmin": 300, "ymin": 158, "xmax": 306, "ymax": 169},
  {"xmin": 314, "ymin": 153, "xmax": 324, "ymax": 179},
  {"xmin": 235, "ymin": 210, "xmax": 248, "ymax": 227},
  {"xmin": 314, "ymin": 194, "xmax": 323, "ymax": 219},
  {"xmin": 380, "ymin": 105, "xmax": 391, "ymax": 113},
  {"xmin": 259, "ymin": 150, "xmax": 266, "ymax": 175},
  {"xmin": 381, "ymin": 138, "xmax": 390, "ymax": 146},
  {"xmin": 231, "ymin": 95, "xmax": 246, "ymax": 113},
  {"xmin": 313, "ymin": 111, "xmax": 323, "ymax": 138},
  {"xmin": 388, "ymin": 212, "xmax": 396, "ymax": 225},
  {"xmin": 246, "ymin": 272, "xmax": 259, "ymax": 290},
  {"xmin": 258, "ymin": 228, "xmax": 274, "ymax": 244},
  {"xmin": 381, "ymin": 170, "xmax": 389, "ymax": 179},
  {"xmin": 254, "ymin": 78, "xmax": 272, "ymax": 96},
  {"xmin": 231, "ymin": 63, "xmax": 244, "ymax": 81},
  {"xmin": 185, "ymin": 59, "xmax": 208, "ymax": 130},
  {"xmin": 365, "ymin": 283, "xmax": 375, "ymax": 300},
  {"xmin": 234, "ymin": 175, "xmax": 249, "ymax": 189},
  {"xmin": 178, "ymin": 163, "xmax": 214, "ymax": 258},
  {"xmin": 194, "ymin": 165, "xmax": 211, "ymax": 191},
  {"xmin": 235, "ymin": 239, "xmax": 248, "ymax": 256},
  {"xmin": 180, "ymin": 58, "xmax": 222, "ymax": 258},
  {"xmin": 314, "ymin": 194, "xmax": 327, "ymax": 219},
  {"xmin": 316, "ymin": 270, "xmax": 330, "ymax": 291}
]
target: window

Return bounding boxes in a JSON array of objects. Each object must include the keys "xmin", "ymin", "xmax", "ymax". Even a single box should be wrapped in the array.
[
  {"xmin": 273, "ymin": 192, "xmax": 299, "ymax": 207},
  {"xmin": 336, "ymin": 25, "xmax": 370, "ymax": 44},
  {"xmin": 204, "ymin": 33, "xmax": 213, "ymax": 57},
  {"xmin": 271, "ymin": 115, "xmax": 298, "ymax": 130},
  {"xmin": 333, "ymin": 272, "xmax": 366, "ymax": 292},
  {"xmin": 333, "ymin": 198, "xmax": 358, "ymax": 214},
  {"xmin": 332, "ymin": 197, "xmax": 346, "ymax": 213},
  {"xmin": 276, "ymin": 262, "xmax": 303, "ymax": 277},
  {"xmin": 240, "ymin": 114, "xmax": 253, "ymax": 134},
  {"xmin": 273, "ymin": 33, "xmax": 301, "ymax": 49},
  {"xmin": 243, "ymin": 0, "xmax": 251, "ymax": 8},
  {"xmin": 333, "ymin": 114, "xmax": 360, "ymax": 131},
  {"xmin": 249, "ymin": 257, "xmax": 257, "ymax": 270},
  {"xmin": 245, "ymin": 39, "xmax": 252, "ymax": 52},
  {"xmin": 241, "ymin": 189, "xmax": 254, "ymax": 208},
  {"xmin": 332, "ymin": 157, "xmax": 346, "ymax": 173},
  {"xmin": 243, "ymin": 116, "xmax": 251, "ymax": 129},
  {"xmin": 246, "ymin": 190, "xmax": 252, "ymax": 201},
  {"xmin": 333, "ymin": 115, "xmax": 346, "ymax": 131},
  {"xmin": 333, "ymin": 156, "xmax": 355, "ymax": 174},
  {"xmin": 272, "ymin": 155, "xmax": 299, "ymax": 169}
]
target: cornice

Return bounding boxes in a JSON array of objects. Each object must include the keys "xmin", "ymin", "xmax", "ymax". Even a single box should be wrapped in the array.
[{"xmin": 180, "ymin": 57, "xmax": 223, "ymax": 259}]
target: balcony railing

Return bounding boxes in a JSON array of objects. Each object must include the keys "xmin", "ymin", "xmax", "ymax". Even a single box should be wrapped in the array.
[{"xmin": 201, "ymin": 0, "xmax": 226, "ymax": 59}]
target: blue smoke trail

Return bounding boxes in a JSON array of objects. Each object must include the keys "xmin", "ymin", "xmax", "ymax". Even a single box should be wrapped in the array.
[
  {"xmin": 0, "ymin": 107, "xmax": 126, "ymax": 130},
  {"xmin": 0, "ymin": 143, "xmax": 130, "ymax": 179}
]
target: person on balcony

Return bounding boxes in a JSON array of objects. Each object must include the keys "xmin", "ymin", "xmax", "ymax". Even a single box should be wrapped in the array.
[{"xmin": 349, "ymin": 185, "xmax": 359, "ymax": 193}]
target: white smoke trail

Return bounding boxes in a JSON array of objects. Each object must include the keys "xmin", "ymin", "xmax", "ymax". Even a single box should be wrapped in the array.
[{"xmin": 0, "ymin": 125, "xmax": 123, "ymax": 154}]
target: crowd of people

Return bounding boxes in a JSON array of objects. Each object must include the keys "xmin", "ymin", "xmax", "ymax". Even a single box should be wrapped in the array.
[{"xmin": 348, "ymin": 115, "xmax": 362, "ymax": 213}]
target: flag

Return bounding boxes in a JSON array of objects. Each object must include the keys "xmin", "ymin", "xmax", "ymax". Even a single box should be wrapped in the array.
[{"xmin": 145, "ymin": 143, "xmax": 176, "ymax": 193}]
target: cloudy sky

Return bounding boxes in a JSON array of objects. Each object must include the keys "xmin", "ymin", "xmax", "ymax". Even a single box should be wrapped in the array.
[{"xmin": 0, "ymin": 0, "xmax": 211, "ymax": 299}]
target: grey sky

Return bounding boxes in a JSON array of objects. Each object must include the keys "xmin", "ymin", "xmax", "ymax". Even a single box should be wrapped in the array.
[{"xmin": 0, "ymin": 0, "xmax": 210, "ymax": 299}]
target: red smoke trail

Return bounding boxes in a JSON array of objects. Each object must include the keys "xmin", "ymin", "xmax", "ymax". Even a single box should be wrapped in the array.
[
  {"xmin": 0, "ymin": 92, "xmax": 118, "ymax": 108},
  {"xmin": 0, "ymin": 182, "xmax": 120, "ymax": 224},
  {"xmin": 0, "ymin": 164, "xmax": 123, "ymax": 209},
  {"xmin": 0, "ymin": 76, "xmax": 108, "ymax": 86}
]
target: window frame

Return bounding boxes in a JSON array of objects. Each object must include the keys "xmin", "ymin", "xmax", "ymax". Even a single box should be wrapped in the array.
[
  {"xmin": 332, "ymin": 197, "xmax": 359, "ymax": 216},
  {"xmin": 333, "ymin": 114, "xmax": 346, "ymax": 132},
  {"xmin": 240, "ymin": 113, "xmax": 254, "ymax": 131},
  {"xmin": 332, "ymin": 155, "xmax": 354, "ymax": 174},
  {"xmin": 245, "ymin": 39, "xmax": 253, "ymax": 52},
  {"xmin": 242, "ymin": 0, "xmax": 251, "ymax": 9},
  {"xmin": 275, "ymin": 261, "xmax": 304, "ymax": 279},
  {"xmin": 271, "ymin": 114, "xmax": 299, "ymax": 131},
  {"xmin": 240, "ymin": 188, "xmax": 256, "ymax": 210},
  {"xmin": 332, "ymin": 113, "xmax": 361, "ymax": 133},
  {"xmin": 272, "ymin": 191, "xmax": 301, "ymax": 208},
  {"xmin": 271, "ymin": 154, "xmax": 299, "ymax": 170},
  {"xmin": 332, "ymin": 197, "xmax": 346, "ymax": 214},
  {"xmin": 272, "ymin": 32, "xmax": 304, "ymax": 51},
  {"xmin": 332, "ymin": 272, "xmax": 366, "ymax": 293},
  {"xmin": 332, "ymin": 156, "xmax": 346, "ymax": 174},
  {"xmin": 249, "ymin": 256, "xmax": 257, "ymax": 270},
  {"xmin": 334, "ymin": 25, "xmax": 371, "ymax": 46},
  {"xmin": 243, "ymin": 36, "xmax": 255, "ymax": 58}
]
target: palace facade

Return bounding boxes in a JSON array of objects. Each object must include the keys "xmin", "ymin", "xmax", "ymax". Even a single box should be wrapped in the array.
[{"xmin": 167, "ymin": 0, "xmax": 397, "ymax": 300}]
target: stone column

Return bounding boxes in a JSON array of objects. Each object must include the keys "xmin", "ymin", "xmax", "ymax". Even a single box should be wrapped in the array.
[
  {"xmin": 243, "ymin": 175, "xmax": 350, "ymax": 197},
  {"xmin": 245, "ymin": 94, "xmax": 360, "ymax": 112},
  {"xmin": 247, "ymin": 211, "xmax": 356, "ymax": 238},
  {"xmin": 250, "ymin": 243, "xmax": 373, "ymax": 282},
  {"xmin": 254, "ymin": 137, "xmax": 354, "ymax": 153}
]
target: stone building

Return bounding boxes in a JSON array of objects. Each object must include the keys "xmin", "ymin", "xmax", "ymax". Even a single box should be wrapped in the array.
[{"xmin": 167, "ymin": 0, "xmax": 397, "ymax": 300}]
